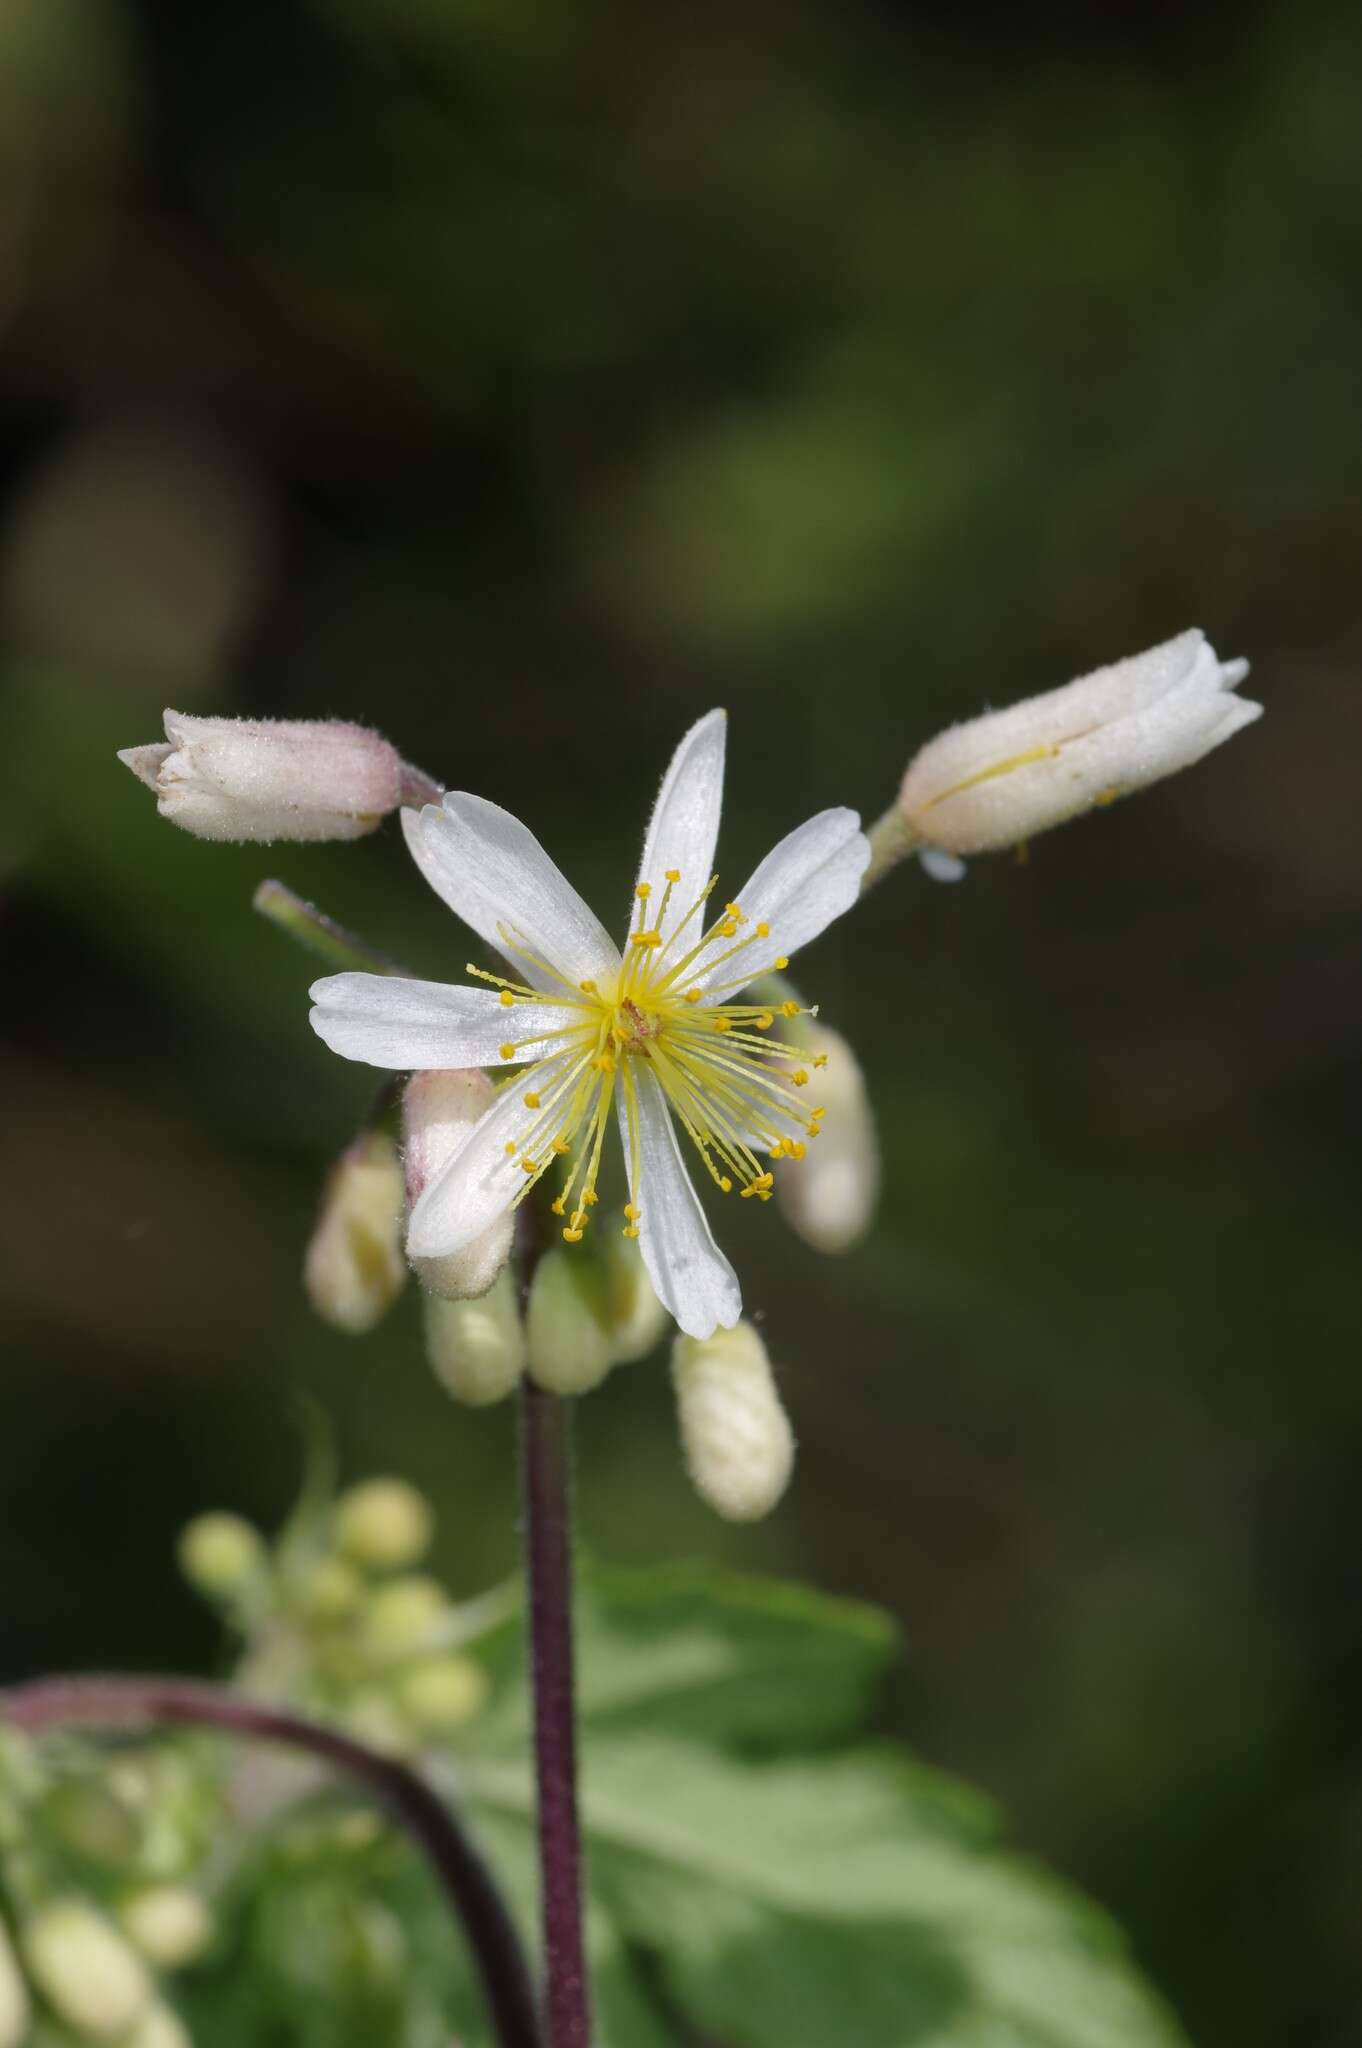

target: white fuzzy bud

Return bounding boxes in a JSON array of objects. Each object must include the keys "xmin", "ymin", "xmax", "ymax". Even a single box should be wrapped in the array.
[
  {"xmin": 0, "ymin": 1921, "xmax": 30, "ymax": 2048},
  {"xmin": 402, "ymin": 1073, "xmax": 512, "ymax": 1299},
  {"xmin": 304, "ymin": 1131, "xmax": 407, "ymax": 1336},
  {"xmin": 671, "ymin": 1321, "xmax": 795, "ymax": 1521},
  {"xmin": 898, "ymin": 630, "xmax": 1260, "ymax": 856},
  {"xmin": 23, "ymin": 1899, "xmax": 152, "ymax": 2039},
  {"xmin": 117, "ymin": 1888, "xmax": 212, "ymax": 1971},
  {"xmin": 333, "ymin": 1479, "xmax": 433, "ymax": 1570},
  {"xmin": 117, "ymin": 710, "xmax": 401, "ymax": 844},
  {"xmin": 122, "ymin": 2003, "xmax": 193, "ymax": 2048},
  {"xmin": 176, "ymin": 1513, "xmax": 265, "ymax": 1600},
  {"xmin": 601, "ymin": 1227, "xmax": 671, "ymax": 1364},
  {"xmin": 776, "ymin": 1025, "xmax": 878, "ymax": 1254},
  {"xmin": 423, "ymin": 1267, "xmax": 525, "ymax": 1406},
  {"xmin": 526, "ymin": 1250, "xmax": 613, "ymax": 1395}
]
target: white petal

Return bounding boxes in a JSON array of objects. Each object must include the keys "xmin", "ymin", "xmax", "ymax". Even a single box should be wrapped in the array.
[
  {"xmin": 406, "ymin": 1075, "xmax": 552, "ymax": 1260},
  {"xmin": 697, "ymin": 807, "xmax": 868, "ymax": 989},
  {"xmin": 617, "ymin": 1065, "xmax": 741, "ymax": 1339},
  {"xmin": 309, "ymin": 973, "xmax": 581, "ymax": 1070},
  {"xmin": 632, "ymin": 710, "xmax": 726, "ymax": 944},
  {"xmin": 401, "ymin": 797, "xmax": 620, "ymax": 995}
]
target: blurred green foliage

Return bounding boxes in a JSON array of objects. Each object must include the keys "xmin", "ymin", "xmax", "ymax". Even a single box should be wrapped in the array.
[{"xmin": 2, "ymin": 2, "xmax": 1361, "ymax": 2043}]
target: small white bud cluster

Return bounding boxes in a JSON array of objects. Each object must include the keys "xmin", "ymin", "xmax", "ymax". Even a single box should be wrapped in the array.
[
  {"xmin": 118, "ymin": 711, "xmax": 402, "ymax": 844},
  {"xmin": 775, "ymin": 1024, "xmax": 878, "ymax": 1255},
  {"xmin": 303, "ymin": 1130, "xmax": 408, "ymax": 1336},
  {"xmin": 22, "ymin": 1897, "xmax": 154, "ymax": 2038},
  {"xmin": 898, "ymin": 629, "xmax": 1260, "ymax": 860},
  {"xmin": 671, "ymin": 1321, "xmax": 795, "ymax": 1522}
]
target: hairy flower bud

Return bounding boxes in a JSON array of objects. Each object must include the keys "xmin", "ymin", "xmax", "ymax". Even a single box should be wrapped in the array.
[
  {"xmin": 177, "ymin": 1512, "xmax": 265, "ymax": 1601},
  {"xmin": 526, "ymin": 1250, "xmax": 613, "ymax": 1395},
  {"xmin": 304, "ymin": 1131, "xmax": 407, "ymax": 1336},
  {"xmin": 402, "ymin": 1072, "xmax": 512, "ymax": 1299},
  {"xmin": 118, "ymin": 1888, "xmax": 212, "ymax": 1971},
  {"xmin": 0, "ymin": 1921, "xmax": 29, "ymax": 2048},
  {"xmin": 23, "ymin": 1899, "xmax": 152, "ymax": 2039},
  {"xmin": 117, "ymin": 710, "xmax": 401, "ymax": 844},
  {"xmin": 601, "ymin": 1226, "xmax": 670, "ymax": 1364},
  {"xmin": 333, "ymin": 1479, "xmax": 433, "ymax": 1571},
  {"xmin": 671, "ymin": 1322, "xmax": 795, "ymax": 1521},
  {"xmin": 897, "ymin": 630, "xmax": 1260, "ymax": 857},
  {"xmin": 423, "ymin": 1268, "xmax": 525, "ymax": 1406},
  {"xmin": 776, "ymin": 1025, "xmax": 878, "ymax": 1254}
]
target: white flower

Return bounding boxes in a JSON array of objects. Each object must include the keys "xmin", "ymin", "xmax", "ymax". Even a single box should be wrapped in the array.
[
  {"xmin": 118, "ymin": 710, "xmax": 402, "ymax": 843},
  {"xmin": 309, "ymin": 711, "xmax": 869, "ymax": 1338},
  {"xmin": 898, "ymin": 629, "xmax": 1261, "ymax": 856}
]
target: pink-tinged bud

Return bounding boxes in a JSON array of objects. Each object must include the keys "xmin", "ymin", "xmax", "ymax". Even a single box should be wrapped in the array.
[
  {"xmin": 897, "ymin": 630, "xmax": 1260, "ymax": 857},
  {"xmin": 117, "ymin": 710, "xmax": 401, "ymax": 843},
  {"xmin": 402, "ymin": 1072, "xmax": 513, "ymax": 1299},
  {"xmin": 304, "ymin": 1131, "xmax": 407, "ymax": 1335}
]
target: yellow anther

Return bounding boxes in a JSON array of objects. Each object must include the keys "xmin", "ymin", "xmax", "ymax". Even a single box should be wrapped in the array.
[
  {"xmin": 684, "ymin": 988, "xmax": 702, "ymax": 1004},
  {"xmin": 774, "ymin": 955, "xmax": 788, "ymax": 969},
  {"xmin": 552, "ymin": 1137, "xmax": 571, "ymax": 1155},
  {"xmin": 504, "ymin": 1142, "xmax": 517, "ymax": 1156},
  {"xmin": 755, "ymin": 1013, "xmax": 774, "ymax": 1031},
  {"xmin": 570, "ymin": 1209, "xmax": 586, "ymax": 1232},
  {"xmin": 812, "ymin": 1052, "xmax": 828, "ymax": 1069},
  {"xmin": 499, "ymin": 989, "xmax": 515, "ymax": 1007},
  {"xmin": 583, "ymin": 1189, "xmax": 599, "ymax": 1206},
  {"xmin": 551, "ymin": 1196, "xmax": 566, "ymax": 1215},
  {"xmin": 623, "ymin": 1224, "xmax": 640, "ymax": 1239},
  {"xmin": 713, "ymin": 1016, "xmax": 731, "ymax": 1033},
  {"xmin": 623, "ymin": 1203, "xmax": 641, "ymax": 1220},
  {"xmin": 755, "ymin": 922, "xmax": 770, "ymax": 938},
  {"xmin": 725, "ymin": 902, "xmax": 744, "ymax": 920},
  {"xmin": 524, "ymin": 1091, "xmax": 541, "ymax": 1108},
  {"xmin": 781, "ymin": 1001, "xmax": 800, "ymax": 1018},
  {"xmin": 757, "ymin": 1187, "xmax": 773, "ymax": 1201},
  {"xmin": 636, "ymin": 882, "xmax": 652, "ymax": 899},
  {"xmin": 664, "ymin": 868, "xmax": 681, "ymax": 883},
  {"xmin": 499, "ymin": 1042, "xmax": 516, "ymax": 1061},
  {"xmin": 520, "ymin": 1157, "xmax": 537, "ymax": 1174},
  {"xmin": 768, "ymin": 1142, "xmax": 786, "ymax": 1160},
  {"xmin": 630, "ymin": 930, "xmax": 662, "ymax": 948},
  {"xmin": 792, "ymin": 1069, "xmax": 809, "ymax": 1087},
  {"xmin": 789, "ymin": 1141, "xmax": 807, "ymax": 1160},
  {"xmin": 1093, "ymin": 786, "xmax": 1121, "ymax": 808},
  {"xmin": 806, "ymin": 1122, "xmax": 822, "ymax": 1138},
  {"xmin": 718, "ymin": 1175, "xmax": 732, "ymax": 1193},
  {"xmin": 718, "ymin": 919, "xmax": 738, "ymax": 939},
  {"xmin": 591, "ymin": 1053, "xmax": 616, "ymax": 1073},
  {"xmin": 754, "ymin": 1172, "xmax": 773, "ymax": 1192},
  {"xmin": 580, "ymin": 979, "xmax": 597, "ymax": 994},
  {"xmin": 811, "ymin": 1105, "xmax": 826, "ymax": 1119},
  {"xmin": 563, "ymin": 1227, "xmax": 584, "ymax": 1243}
]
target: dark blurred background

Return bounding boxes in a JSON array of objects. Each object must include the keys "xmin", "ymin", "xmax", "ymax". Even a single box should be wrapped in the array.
[{"xmin": 2, "ymin": 1, "xmax": 1360, "ymax": 2041}]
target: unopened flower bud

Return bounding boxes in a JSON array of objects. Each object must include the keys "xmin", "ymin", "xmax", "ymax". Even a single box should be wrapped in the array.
[
  {"xmin": 0, "ymin": 1921, "xmax": 29, "ymax": 2048},
  {"xmin": 295, "ymin": 1557, "xmax": 364, "ymax": 1622},
  {"xmin": 897, "ymin": 630, "xmax": 1260, "ymax": 857},
  {"xmin": 526, "ymin": 1250, "xmax": 613, "ymax": 1395},
  {"xmin": 333, "ymin": 1479, "xmax": 433, "ymax": 1571},
  {"xmin": 396, "ymin": 1655, "xmax": 489, "ymax": 1735},
  {"xmin": 122, "ymin": 2003, "xmax": 193, "ymax": 2048},
  {"xmin": 358, "ymin": 1576, "xmax": 449, "ymax": 1659},
  {"xmin": 423, "ymin": 1269, "xmax": 525, "ymax": 1406},
  {"xmin": 402, "ymin": 1073, "xmax": 512, "ymax": 1299},
  {"xmin": 671, "ymin": 1322, "xmax": 795, "ymax": 1521},
  {"xmin": 304, "ymin": 1132, "xmax": 407, "ymax": 1336},
  {"xmin": 117, "ymin": 711, "xmax": 401, "ymax": 844},
  {"xmin": 601, "ymin": 1227, "xmax": 670, "ymax": 1364},
  {"xmin": 177, "ymin": 1513, "xmax": 265, "ymax": 1601},
  {"xmin": 117, "ymin": 1888, "xmax": 212, "ymax": 1971},
  {"xmin": 23, "ymin": 1899, "xmax": 152, "ymax": 2039},
  {"xmin": 775, "ymin": 1025, "xmax": 878, "ymax": 1254}
]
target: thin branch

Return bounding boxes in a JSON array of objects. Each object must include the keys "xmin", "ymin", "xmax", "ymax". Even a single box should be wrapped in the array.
[{"xmin": 253, "ymin": 879, "xmax": 412, "ymax": 977}]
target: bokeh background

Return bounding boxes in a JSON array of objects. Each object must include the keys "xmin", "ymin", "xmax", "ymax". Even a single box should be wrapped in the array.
[{"xmin": 2, "ymin": 1, "xmax": 1361, "ymax": 2041}]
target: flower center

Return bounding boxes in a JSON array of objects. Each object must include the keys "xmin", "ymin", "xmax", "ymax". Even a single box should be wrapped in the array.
[{"xmin": 467, "ymin": 872, "xmax": 829, "ymax": 1246}]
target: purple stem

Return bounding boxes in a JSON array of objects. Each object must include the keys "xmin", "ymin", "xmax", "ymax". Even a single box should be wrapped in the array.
[
  {"xmin": 518, "ymin": 1380, "xmax": 591, "ymax": 2048},
  {"xmin": 1, "ymin": 1676, "xmax": 542, "ymax": 2048}
]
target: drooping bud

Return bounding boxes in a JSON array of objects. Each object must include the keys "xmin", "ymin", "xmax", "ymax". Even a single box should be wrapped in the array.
[
  {"xmin": 402, "ymin": 1072, "xmax": 512, "ymax": 1299},
  {"xmin": 332, "ymin": 1479, "xmax": 433, "ymax": 1572},
  {"xmin": 396, "ymin": 1655, "xmax": 490, "ymax": 1735},
  {"xmin": 601, "ymin": 1226, "xmax": 670, "ymax": 1364},
  {"xmin": 775, "ymin": 1025, "xmax": 878, "ymax": 1254},
  {"xmin": 117, "ymin": 711, "xmax": 402, "ymax": 844},
  {"xmin": 303, "ymin": 1131, "xmax": 407, "ymax": 1336},
  {"xmin": 671, "ymin": 1322, "xmax": 795, "ymax": 1521},
  {"xmin": 0, "ymin": 1920, "xmax": 29, "ymax": 2048},
  {"xmin": 357, "ymin": 1576, "xmax": 449, "ymax": 1660},
  {"xmin": 423, "ymin": 1268, "xmax": 525, "ymax": 1406},
  {"xmin": 176, "ymin": 1513, "xmax": 266, "ymax": 1602},
  {"xmin": 897, "ymin": 630, "xmax": 1261, "ymax": 858},
  {"xmin": 23, "ymin": 1898, "xmax": 153, "ymax": 2039},
  {"xmin": 526, "ymin": 1249, "xmax": 613, "ymax": 1396},
  {"xmin": 117, "ymin": 1888, "xmax": 212, "ymax": 1970},
  {"xmin": 122, "ymin": 2003, "xmax": 193, "ymax": 2048}
]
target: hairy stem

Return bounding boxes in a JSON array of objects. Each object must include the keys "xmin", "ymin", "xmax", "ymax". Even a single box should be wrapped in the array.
[
  {"xmin": 1, "ymin": 1676, "xmax": 542, "ymax": 2048},
  {"xmin": 860, "ymin": 804, "xmax": 922, "ymax": 894},
  {"xmin": 253, "ymin": 879, "xmax": 411, "ymax": 977}
]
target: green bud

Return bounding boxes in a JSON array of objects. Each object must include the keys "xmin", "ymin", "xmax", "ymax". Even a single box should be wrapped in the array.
[
  {"xmin": 333, "ymin": 1480, "xmax": 433, "ymax": 1571},
  {"xmin": 357, "ymin": 1576, "xmax": 448, "ymax": 1659},
  {"xmin": 176, "ymin": 1513, "xmax": 264, "ymax": 1601},
  {"xmin": 23, "ymin": 1899, "xmax": 152, "ymax": 2039},
  {"xmin": 601, "ymin": 1226, "xmax": 670, "ymax": 1364},
  {"xmin": 117, "ymin": 1888, "xmax": 212, "ymax": 1970},
  {"xmin": 44, "ymin": 1779, "xmax": 142, "ymax": 1872},
  {"xmin": 342, "ymin": 1692, "xmax": 412, "ymax": 1758},
  {"xmin": 303, "ymin": 1130, "xmax": 407, "ymax": 1336},
  {"xmin": 0, "ymin": 1920, "xmax": 30, "ymax": 2048},
  {"xmin": 672, "ymin": 1321, "xmax": 795, "ymax": 1522},
  {"xmin": 294, "ymin": 1557, "xmax": 364, "ymax": 1622},
  {"xmin": 396, "ymin": 1656, "xmax": 489, "ymax": 1735},
  {"xmin": 526, "ymin": 1248, "xmax": 613, "ymax": 1395},
  {"xmin": 423, "ymin": 1267, "xmax": 525, "ymax": 1406},
  {"xmin": 121, "ymin": 2006, "xmax": 192, "ymax": 2048}
]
